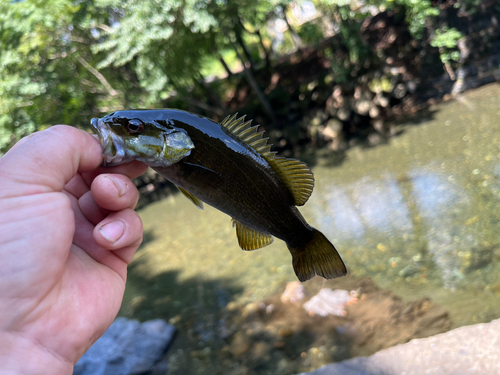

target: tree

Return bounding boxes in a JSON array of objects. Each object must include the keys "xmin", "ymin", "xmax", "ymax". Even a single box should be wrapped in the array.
[{"xmin": 0, "ymin": 0, "xmax": 143, "ymax": 154}]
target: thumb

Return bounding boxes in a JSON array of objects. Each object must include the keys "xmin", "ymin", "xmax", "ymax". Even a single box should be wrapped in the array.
[{"xmin": 0, "ymin": 126, "xmax": 103, "ymax": 198}]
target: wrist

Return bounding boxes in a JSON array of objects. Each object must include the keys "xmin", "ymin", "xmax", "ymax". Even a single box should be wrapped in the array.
[{"xmin": 0, "ymin": 332, "xmax": 73, "ymax": 375}]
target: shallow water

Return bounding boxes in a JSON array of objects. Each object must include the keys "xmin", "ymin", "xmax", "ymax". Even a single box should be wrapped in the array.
[{"xmin": 121, "ymin": 83, "xmax": 500, "ymax": 373}]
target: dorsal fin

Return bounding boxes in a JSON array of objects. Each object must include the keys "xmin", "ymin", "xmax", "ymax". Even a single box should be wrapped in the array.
[
  {"xmin": 221, "ymin": 113, "xmax": 314, "ymax": 206},
  {"xmin": 266, "ymin": 157, "xmax": 314, "ymax": 206},
  {"xmin": 221, "ymin": 113, "xmax": 275, "ymax": 159},
  {"xmin": 232, "ymin": 219, "xmax": 274, "ymax": 250}
]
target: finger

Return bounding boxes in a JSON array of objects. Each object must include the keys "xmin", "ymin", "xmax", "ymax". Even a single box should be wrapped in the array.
[
  {"xmin": 94, "ymin": 209, "xmax": 143, "ymax": 264},
  {"xmin": 78, "ymin": 174, "xmax": 139, "ymax": 225},
  {"xmin": 0, "ymin": 126, "xmax": 102, "ymax": 198},
  {"xmin": 8, "ymin": 131, "xmax": 39, "ymax": 152},
  {"xmin": 78, "ymin": 191, "xmax": 110, "ymax": 226},
  {"xmin": 70, "ymin": 194, "xmax": 128, "ymax": 278},
  {"xmin": 65, "ymin": 174, "xmax": 91, "ymax": 199},
  {"xmin": 81, "ymin": 161, "xmax": 148, "ymax": 187},
  {"xmin": 91, "ymin": 174, "xmax": 139, "ymax": 211}
]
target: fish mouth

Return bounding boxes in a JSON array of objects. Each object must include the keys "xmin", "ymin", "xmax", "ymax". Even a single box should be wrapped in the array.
[{"xmin": 91, "ymin": 118, "xmax": 126, "ymax": 167}]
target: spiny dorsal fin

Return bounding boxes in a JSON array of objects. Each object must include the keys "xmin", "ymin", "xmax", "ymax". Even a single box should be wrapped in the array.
[
  {"xmin": 221, "ymin": 113, "xmax": 275, "ymax": 159},
  {"xmin": 176, "ymin": 186, "xmax": 204, "ymax": 210},
  {"xmin": 232, "ymin": 219, "xmax": 274, "ymax": 250},
  {"xmin": 221, "ymin": 113, "xmax": 314, "ymax": 206}
]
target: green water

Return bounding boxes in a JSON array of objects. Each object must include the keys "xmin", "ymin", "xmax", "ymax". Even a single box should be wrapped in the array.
[{"xmin": 121, "ymin": 83, "xmax": 500, "ymax": 373}]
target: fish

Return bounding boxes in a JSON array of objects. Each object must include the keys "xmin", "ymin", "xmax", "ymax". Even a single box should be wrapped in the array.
[{"xmin": 91, "ymin": 109, "xmax": 346, "ymax": 281}]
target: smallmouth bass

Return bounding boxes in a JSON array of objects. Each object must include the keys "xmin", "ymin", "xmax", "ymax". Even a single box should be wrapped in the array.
[{"xmin": 91, "ymin": 110, "xmax": 346, "ymax": 281}]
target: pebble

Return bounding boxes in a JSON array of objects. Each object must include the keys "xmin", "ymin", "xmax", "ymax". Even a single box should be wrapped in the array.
[{"xmin": 229, "ymin": 331, "xmax": 252, "ymax": 357}]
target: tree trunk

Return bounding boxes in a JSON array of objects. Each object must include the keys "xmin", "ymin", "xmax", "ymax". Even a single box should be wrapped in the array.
[
  {"xmin": 282, "ymin": 5, "xmax": 302, "ymax": 49},
  {"xmin": 256, "ymin": 29, "xmax": 271, "ymax": 71},
  {"xmin": 217, "ymin": 52, "xmax": 233, "ymax": 78},
  {"xmin": 234, "ymin": 26, "xmax": 256, "ymax": 70},
  {"xmin": 228, "ymin": 35, "xmax": 276, "ymax": 123},
  {"xmin": 196, "ymin": 75, "xmax": 225, "ymax": 112}
]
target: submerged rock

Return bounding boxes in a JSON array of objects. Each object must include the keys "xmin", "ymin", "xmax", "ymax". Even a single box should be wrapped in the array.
[
  {"xmin": 74, "ymin": 317, "xmax": 175, "ymax": 375},
  {"xmin": 303, "ymin": 289, "xmax": 355, "ymax": 317},
  {"xmin": 281, "ymin": 281, "xmax": 307, "ymax": 304}
]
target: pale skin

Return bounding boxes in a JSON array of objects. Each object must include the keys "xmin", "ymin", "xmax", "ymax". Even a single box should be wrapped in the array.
[{"xmin": 0, "ymin": 126, "xmax": 148, "ymax": 374}]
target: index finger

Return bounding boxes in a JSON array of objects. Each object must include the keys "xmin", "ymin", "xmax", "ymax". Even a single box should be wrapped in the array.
[
  {"xmin": 81, "ymin": 161, "xmax": 149, "ymax": 187},
  {"xmin": 0, "ymin": 125, "xmax": 103, "ymax": 198}
]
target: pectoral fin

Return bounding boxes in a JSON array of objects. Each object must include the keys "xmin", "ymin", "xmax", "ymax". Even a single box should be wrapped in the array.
[
  {"xmin": 176, "ymin": 186, "xmax": 204, "ymax": 210},
  {"xmin": 180, "ymin": 162, "xmax": 223, "ymax": 190},
  {"xmin": 232, "ymin": 219, "xmax": 274, "ymax": 250}
]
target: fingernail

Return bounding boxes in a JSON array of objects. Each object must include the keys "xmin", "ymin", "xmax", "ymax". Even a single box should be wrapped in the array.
[
  {"xmin": 99, "ymin": 220, "xmax": 125, "ymax": 243},
  {"xmin": 106, "ymin": 175, "xmax": 127, "ymax": 197}
]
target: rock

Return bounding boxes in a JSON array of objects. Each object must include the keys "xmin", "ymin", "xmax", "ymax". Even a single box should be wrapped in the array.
[
  {"xmin": 281, "ymin": 281, "xmax": 307, "ymax": 304},
  {"xmin": 303, "ymin": 346, "xmax": 333, "ymax": 369},
  {"xmin": 277, "ymin": 327, "xmax": 293, "ymax": 337},
  {"xmin": 373, "ymin": 119, "xmax": 385, "ymax": 134},
  {"xmin": 229, "ymin": 365, "xmax": 250, "ymax": 375},
  {"xmin": 303, "ymin": 289, "xmax": 355, "ymax": 317},
  {"xmin": 337, "ymin": 106, "xmax": 351, "ymax": 121},
  {"xmin": 74, "ymin": 317, "xmax": 175, "ymax": 375},
  {"xmin": 368, "ymin": 105, "xmax": 380, "ymax": 118},
  {"xmin": 229, "ymin": 331, "xmax": 252, "ymax": 357},
  {"xmin": 298, "ymin": 318, "xmax": 500, "ymax": 375},
  {"xmin": 374, "ymin": 93, "xmax": 389, "ymax": 107},
  {"xmin": 251, "ymin": 341, "xmax": 271, "ymax": 363},
  {"xmin": 393, "ymin": 83, "xmax": 407, "ymax": 98},
  {"xmin": 368, "ymin": 132, "xmax": 383, "ymax": 146},
  {"xmin": 406, "ymin": 80, "xmax": 417, "ymax": 93},
  {"xmin": 190, "ymin": 347, "xmax": 212, "ymax": 359}
]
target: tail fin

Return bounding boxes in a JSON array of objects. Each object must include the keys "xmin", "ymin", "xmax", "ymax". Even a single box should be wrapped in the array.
[{"xmin": 288, "ymin": 228, "xmax": 347, "ymax": 282}]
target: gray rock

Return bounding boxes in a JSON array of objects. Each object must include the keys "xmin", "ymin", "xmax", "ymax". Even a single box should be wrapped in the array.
[
  {"xmin": 74, "ymin": 317, "xmax": 176, "ymax": 375},
  {"xmin": 298, "ymin": 318, "xmax": 500, "ymax": 375}
]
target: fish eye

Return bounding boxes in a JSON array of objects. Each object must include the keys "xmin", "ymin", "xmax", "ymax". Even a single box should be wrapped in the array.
[{"xmin": 127, "ymin": 119, "xmax": 144, "ymax": 134}]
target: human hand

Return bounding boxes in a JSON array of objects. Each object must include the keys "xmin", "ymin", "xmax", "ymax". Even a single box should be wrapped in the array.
[{"xmin": 0, "ymin": 126, "xmax": 148, "ymax": 374}]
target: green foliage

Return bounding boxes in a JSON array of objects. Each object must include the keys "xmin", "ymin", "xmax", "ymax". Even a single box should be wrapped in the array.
[
  {"xmin": 298, "ymin": 22, "xmax": 324, "ymax": 45},
  {"xmin": 391, "ymin": 0, "xmax": 439, "ymax": 38},
  {"xmin": 0, "ymin": 0, "xmax": 485, "ymax": 156},
  {"xmin": 431, "ymin": 27, "xmax": 463, "ymax": 64},
  {"xmin": 455, "ymin": 0, "xmax": 482, "ymax": 15},
  {"xmin": 0, "ymin": 0, "xmax": 142, "ymax": 154}
]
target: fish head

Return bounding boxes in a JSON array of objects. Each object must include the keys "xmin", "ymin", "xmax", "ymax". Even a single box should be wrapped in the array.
[{"xmin": 91, "ymin": 110, "xmax": 194, "ymax": 167}]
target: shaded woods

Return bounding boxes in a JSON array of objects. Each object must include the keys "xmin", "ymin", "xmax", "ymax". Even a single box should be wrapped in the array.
[{"xmin": 2, "ymin": 0, "xmax": 500, "ymax": 155}]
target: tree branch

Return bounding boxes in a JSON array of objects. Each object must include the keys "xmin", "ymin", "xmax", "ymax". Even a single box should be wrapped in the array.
[{"xmin": 76, "ymin": 56, "xmax": 118, "ymax": 96}]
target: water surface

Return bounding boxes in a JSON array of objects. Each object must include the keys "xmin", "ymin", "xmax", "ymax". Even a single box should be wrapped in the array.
[{"xmin": 121, "ymin": 83, "xmax": 500, "ymax": 373}]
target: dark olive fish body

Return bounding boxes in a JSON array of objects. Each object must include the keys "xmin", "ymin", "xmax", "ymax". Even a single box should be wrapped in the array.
[
  {"xmin": 150, "ymin": 111, "xmax": 311, "ymax": 245},
  {"xmin": 92, "ymin": 109, "xmax": 346, "ymax": 281}
]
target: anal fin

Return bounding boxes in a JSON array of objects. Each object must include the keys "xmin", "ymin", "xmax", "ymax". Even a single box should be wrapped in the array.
[
  {"xmin": 177, "ymin": 186, "xmax": 204, "ymax": 209},
  {"xmin": 232, "ymin": 219, "xmax": 274, "ymax": 250}
]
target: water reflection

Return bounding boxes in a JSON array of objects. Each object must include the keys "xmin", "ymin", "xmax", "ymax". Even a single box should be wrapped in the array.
[
  {"xmin": 310, "ymin": 165, "xmax": 486, "ymax": 288},
  {"xmin": 313, "ymin": 175, "xmax": 414, "ymax": 241}
]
